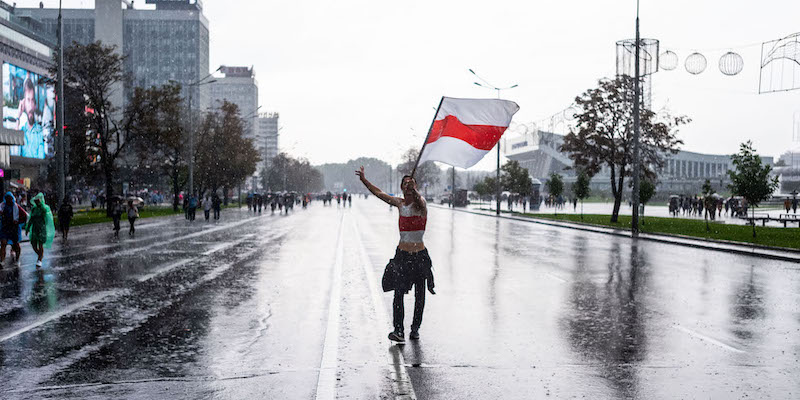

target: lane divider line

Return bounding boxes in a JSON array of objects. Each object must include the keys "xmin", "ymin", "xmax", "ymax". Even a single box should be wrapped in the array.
[
  {"xmin": 314, "ymin": 213, "xmax": 346, "ymax": 400},
  {"xmin": 672, "ymin": 325, "xmax": 745, "ymax": 353},
  {"xmin": 352, "ymin": 217, "xmax": 417, "ymax": 399}
]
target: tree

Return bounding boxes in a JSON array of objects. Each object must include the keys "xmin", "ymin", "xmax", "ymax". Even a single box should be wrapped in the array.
[
  {"xmin": 54, "ymin": 41, "xmax": 132, "ymax": 214},
  {"xmin": 473, "ymin": 176, "xmax": 498, "ymax": 202},
  {"xmin": 128, "ymin": 82, "xmax": 186, "ymax": 211},
  {"xmin": 638, "ymin": 179, "xmax": 656, "ymax": 225},
  {"xmin": 194, "ymin": 101, "xmax": 261, "ymax": 196},
  {"xmin": 545, "ymin": 173, "xmax": 564, "ymax": 216},
  {"xmin": 263, "ymin": 153, "xmax": 324, "ymax": 193},
  {"xmin": 572, "ymin": 169, "xmax": 591, "ymax": 220},
  {"xmin": 561, "ymin": 76, "xmax": 689, "ymax": 223},
  {"xmin": 501, "ymin": 160, "xmax": 533, "ymax": 197},
  {"xmin": 728, "ymin": 141, "xmax": 779, "ymax": 237},
  {"xmin": 397, "ymin": 148, "xmax": 440, "ymax": 189}
]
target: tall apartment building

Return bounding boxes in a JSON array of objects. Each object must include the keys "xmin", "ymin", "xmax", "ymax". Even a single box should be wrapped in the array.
[
  {"xmin": 209, "ymin": 66, "xmax": 258, "ymax": 141},
  {"xmin": 16, "ymin": 0, "xmax": 210, "ymax": 109},
  {"xmin": 258, "ymin": 112, "xmax": 280, "ymax": 164}
]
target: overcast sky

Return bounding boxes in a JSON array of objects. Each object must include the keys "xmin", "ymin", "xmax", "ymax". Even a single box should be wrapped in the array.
[{"xmin": 20, "ymin": 0, "xmax": 800, "ymax": 170}]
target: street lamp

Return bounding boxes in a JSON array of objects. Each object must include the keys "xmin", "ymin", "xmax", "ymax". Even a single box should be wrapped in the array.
[
  {"xmin": 186, "ymin": 68, "xmax": 220, "ymax": 199},
  {"xmin": 469, "ymin": 68, "xmax": 518, "ymax": 216}
]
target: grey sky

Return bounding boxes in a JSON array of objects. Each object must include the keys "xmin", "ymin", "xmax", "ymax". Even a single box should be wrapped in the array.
[{"xmin": 21, "ymin": 0, "xmax": 800, "ymax": 170}]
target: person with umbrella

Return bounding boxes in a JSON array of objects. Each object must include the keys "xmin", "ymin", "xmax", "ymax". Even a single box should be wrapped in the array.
[
  {"xmin": 0, "ymin": 192, "xmax": 27, "ymax": 267},
  {"xmin": 25, "ymin": 193, "xmax": 54, "ymax": 268}
]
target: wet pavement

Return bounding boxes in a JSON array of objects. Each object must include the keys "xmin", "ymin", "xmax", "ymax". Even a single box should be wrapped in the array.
[{"xmin": 1, "ymin": 200, "xmax": 799, "ymax": 399}]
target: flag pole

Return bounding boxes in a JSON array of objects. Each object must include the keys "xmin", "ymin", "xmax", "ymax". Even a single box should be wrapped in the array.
[{"xmin": 411, "ymin": 96, "xmax": 445, "ymax": 178}]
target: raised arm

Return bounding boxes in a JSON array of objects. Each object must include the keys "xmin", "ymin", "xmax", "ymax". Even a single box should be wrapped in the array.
[{"xmin": 356, "ymin": 166, "xmax": 402, "ymax": 207}]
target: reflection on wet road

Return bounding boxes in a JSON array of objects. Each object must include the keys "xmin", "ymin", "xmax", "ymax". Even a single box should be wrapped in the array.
[{"xmin": 1, "ymin": 200, "xmax": 798, "ymax": 399}]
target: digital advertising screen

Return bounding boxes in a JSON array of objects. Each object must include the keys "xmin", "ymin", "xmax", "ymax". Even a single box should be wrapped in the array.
[{"xmin": 2, "ymin": 63, "xmax": 55, "ymax": 159}]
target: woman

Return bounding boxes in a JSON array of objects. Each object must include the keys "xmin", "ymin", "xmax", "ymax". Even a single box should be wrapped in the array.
[
  {"xmin": 127, "ymin": 200, "xmax": 139, "ymax": 236},
  {"xmin": 57, "ymin": 198, "xmax": 73, "ymax": 240},
  {"xmin": 0, "ymin": 192, "xmax": 27, "ymax": 267},
  {"xmin": 25, "ymin": 193, "xmax": 54, "ymax": 268}
]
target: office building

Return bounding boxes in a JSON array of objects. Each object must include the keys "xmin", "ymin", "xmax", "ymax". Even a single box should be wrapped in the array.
[
  {"xmin": 258, "ymin": 112, "xmax": 279, "ymax": 164},
  {"xmin": 503, "ymin": 130, "xmax": 774, "ymax": 195},
  {"xmin": 209, "ymin": 66, "xmax": 258, "ymax": 141},
  {"xmin": 16, "ymin": 0, "xmax": 210, "ymax": 109}
]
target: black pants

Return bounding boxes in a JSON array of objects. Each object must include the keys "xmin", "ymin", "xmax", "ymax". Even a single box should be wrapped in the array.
[
  {"xmin": 204, "ymin": 210, "xmax": 210, "ymax": 220},
  {"xmin": 391, "ymin": 248, "xmax": 432, "ymax": 334},
  {"xmin": 213, "ymin": 208, "xmax": 220, "ymax": 220},
  {"xmin": 128, "ymin": 217, "xmax": 136, "ymax": 234}
]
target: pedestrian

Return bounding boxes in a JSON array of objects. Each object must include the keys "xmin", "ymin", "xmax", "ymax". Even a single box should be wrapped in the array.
[
  {"xmin": 356, "ymin": 166, "xmax": 435, "ymax": 342},
  {"xmin": 203, "ymin": 195, "xmax": 212, "ymax": 221},
  {"xmin": 188, "ymin": 195, "xmax": 198, "ymax": 221},
  {"xmin": 785, "ymin": 198, "xmax": 792, "ymax": 213},
  {"xmin": 57, "ymin": 198, "xmax": 73, "ymax": 240},
  {"xmin": 111, "ymin": 199, "xmax": 122, "ymax": 238},
  {"xmin": 573, "ymin": 198, "xmax": 578, "ymax": 212},
  {"xmin": 127, "ymin": 200, "xmax": 139, "ymax": 236},
  {"xmin": 793, "ymin": 197, "xmax": 798, "ymax": 214},
  {"xmin": 257, "ymin": 193, "xmax": 263, "ymax": 213},
  {"xmin": 91, "ymin": 193, "xmax": 97, "ymax": 209},
  {"xmin": 0, "ymin": 192, "xmax": 26, "ymax": 267},
  {"xmin": 212, "ymin": 194, "xmax": 221, "ymax": 220},
  {"xmin": 522, "ymin": 197, "xmax": 527, "ymax": 212},
  {"xmin": 348, "ymin": 193, "xmax": 352, "ymax": 207},
  {"xmin": 25, "ymin": 193, "xmax": 54, "ymax": 268},
  {"xmin": 183, "ymin": 195, "xmax": 189, "ymax": 220}
]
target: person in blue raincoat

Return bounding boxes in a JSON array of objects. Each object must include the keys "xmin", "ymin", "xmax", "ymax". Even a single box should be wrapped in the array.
[
  {"xmin": 25, "ymin": 192, "xmax": 54, "ymax": 268},
  {"xmin": 0, "ymin": 192, "xmax": 27, "ymax": 267}
]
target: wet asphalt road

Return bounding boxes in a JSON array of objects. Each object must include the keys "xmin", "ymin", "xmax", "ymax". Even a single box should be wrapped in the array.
[{"xmin": 1, "ymin": 199, "xmax": 799, "ymax": 399}]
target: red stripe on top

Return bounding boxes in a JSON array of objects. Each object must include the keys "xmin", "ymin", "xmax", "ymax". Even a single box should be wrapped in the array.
[
  {"xmin": 399, "ymin": 215, "xmax": 426, "ymax": 232},
  {"xmin": 426, "ymin": 115, "xmax": 509, "ymax": 151}
]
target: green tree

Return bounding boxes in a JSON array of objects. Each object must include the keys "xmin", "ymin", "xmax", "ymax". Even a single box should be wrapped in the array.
[
  {"xmin": 728, "ymin": 141, "xmax": 779, "ymax": 237},
  {"xmin": 195, "ymin": 101, "xmax": 261, "ymax": 196},
  {"xmin": 638, "ymin": 178, "xmax": 656, "ymax": 225},
  {"xmin": 54, "ymin": 41, "xmax": 130, "ymax": 213},
  {"xmin": 128, "ymin": 82, "xmax": 186, "ymax": 211},
  {"xmin": 263, "ymin": 153, "xmax": 324, "ymax": 193},
  {"xmin": 545, "ymin": 173, "xmax": 564, "ymax": 216},
  {"xmin": 561, "ymin": 76, "xmax": 689, "ymax": 223},
  {"xmin": 501, "ymin": 160, "xmax": 533, "ymax": 197},
  {"xmin": 572, "ymin": 169, "xmax": 591, "ymax": 220},
  {"xmin": 473, "ymin": 176, "xmax": 498, "ymax": 202}
]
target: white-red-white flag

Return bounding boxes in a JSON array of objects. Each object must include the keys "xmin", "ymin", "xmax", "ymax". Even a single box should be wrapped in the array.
[{"xmin": 417, "ymin": 97, "xmax": 520, "ymax": 169}]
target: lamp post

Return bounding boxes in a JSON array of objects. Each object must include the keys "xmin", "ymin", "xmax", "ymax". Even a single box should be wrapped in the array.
[
  {"xmin": 186, "ymin": 71, "xmax": 219, "ymax": 199},
  {"xmin": 56, "ymin": 0, "xmax": 65, "ymax": 204},
  {"xmin": 631, "ymin": 0, "xmax": 643, "ymax": 235},
  {"xmin": 469, "ymin": 68, "xmax": 518, "ymax": 216}
]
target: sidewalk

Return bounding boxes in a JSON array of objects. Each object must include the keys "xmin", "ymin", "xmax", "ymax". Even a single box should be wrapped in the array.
[{"xmin": 434, "ymin": 204, "xmax": 800, "ymax": 263}]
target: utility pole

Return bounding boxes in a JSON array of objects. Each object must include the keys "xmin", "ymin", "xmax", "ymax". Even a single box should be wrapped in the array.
[
  {"xmin": 56, "ymin": 0, "xmax": 65, "ymax": 204},
  {"xmin": 631, "ymin": 0, "xmax": 642, "ymax": 235},
  {"xmin": 451, "ymin": 167, "xmax": 456, "ymax": 207}
]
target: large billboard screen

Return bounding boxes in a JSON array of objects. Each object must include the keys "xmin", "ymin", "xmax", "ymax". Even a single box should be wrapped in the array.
[{"xmin": 2, "ymin": 63, "xmax": 54, "ymax": 159}]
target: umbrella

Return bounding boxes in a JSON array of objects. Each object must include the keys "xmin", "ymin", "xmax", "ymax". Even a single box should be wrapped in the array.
[{"xmin": 127, "ymin": 196, "xmax": 144, "ymax": 204}]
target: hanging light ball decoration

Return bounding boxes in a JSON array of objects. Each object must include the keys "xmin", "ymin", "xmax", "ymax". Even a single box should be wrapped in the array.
[
  {"xmin": 659, "ymin": 50, "xmax": 679, "ymax": 71},
  {"xmin": 685, "ymin": 52, "xmax": 707, "ymax": 75},
  {"xmin": 719, "ymin": 51, "xmax": 744, "ymax": 76}
]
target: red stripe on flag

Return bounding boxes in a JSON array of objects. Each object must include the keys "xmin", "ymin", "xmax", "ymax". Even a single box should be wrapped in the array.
[
  {"xmin": 426, "ymin": 115, "xmax": 508, "ymax": 151},
  {"xmin": 399, "ymin": 215, "xmax": 427, "ymax": 232}
]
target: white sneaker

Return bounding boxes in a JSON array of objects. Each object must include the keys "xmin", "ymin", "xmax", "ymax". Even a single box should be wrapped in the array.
[{"xmin": 35, "ymin": 260, "xmax": 42, "ymax": 268}]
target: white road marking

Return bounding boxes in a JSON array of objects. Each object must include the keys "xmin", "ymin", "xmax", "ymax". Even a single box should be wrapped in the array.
[
  {"xmin": 673, "ymin": 325, "xmax": 745, "ymax": 353},
  {"xmin": 0, "ymin": 291, "xmax": 119, "ymax": 343},
  {"xmin": 0, "ymin": 218, "xmax": 264, "ymax": 344},
  {"xmin": 352, "ymin": 217, "xmax": 417, "ymax": 399},
  {"xmin": 314, "ymin": 214, "xmax": 345, "ymax": 400}
]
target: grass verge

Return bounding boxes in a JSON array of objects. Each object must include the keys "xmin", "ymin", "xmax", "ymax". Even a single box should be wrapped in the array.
[
  {"xmin": 505, "ymin": 211, "xmax": 800, "ymax": 251},
  {"xmin": 54, "ymin": 203, "xmax": 243, "ymax": 228}
]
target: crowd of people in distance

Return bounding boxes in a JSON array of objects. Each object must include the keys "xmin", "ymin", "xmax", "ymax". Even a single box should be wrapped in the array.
[
  {"xmin": 246, "ymin": 191, "xmax": 309, "ymax": 214},
  {"xmin": 319, "ymin": 191, "xmax": 354, "ymax": 207}
]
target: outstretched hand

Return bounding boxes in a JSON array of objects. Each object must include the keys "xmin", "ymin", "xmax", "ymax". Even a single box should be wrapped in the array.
[{"xmin": 355, "ymin": 166, "xmax": 365, "ymax": 181}]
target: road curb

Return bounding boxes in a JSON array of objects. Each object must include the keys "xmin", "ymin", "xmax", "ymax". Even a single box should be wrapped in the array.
[{"xmin": 432, "ymin": 205, "xmax": 800, "ymax": 263}]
